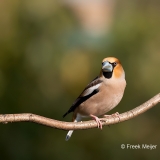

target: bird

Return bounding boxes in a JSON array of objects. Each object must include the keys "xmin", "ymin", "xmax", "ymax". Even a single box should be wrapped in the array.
[{"xmin": 63, "ymin": 57, "xmax": 126, "ymax": 141}]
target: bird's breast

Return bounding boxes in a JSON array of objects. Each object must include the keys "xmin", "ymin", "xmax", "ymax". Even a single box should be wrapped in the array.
[{"xmin": 77, "ymin": 79, "xmax": 126, "ymax": 117}]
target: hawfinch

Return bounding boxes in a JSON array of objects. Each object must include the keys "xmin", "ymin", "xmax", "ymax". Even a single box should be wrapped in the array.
[{"xmin": 63, "ymin": 57, "xmax": 126, "ymax": 141}]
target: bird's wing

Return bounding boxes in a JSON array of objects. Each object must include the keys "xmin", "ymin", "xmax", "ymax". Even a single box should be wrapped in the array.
[{"xmin": 63, "ymin": 77, "xmax": 102, "ymax": 117}]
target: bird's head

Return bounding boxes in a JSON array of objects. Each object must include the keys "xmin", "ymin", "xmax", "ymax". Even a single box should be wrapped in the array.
[{"xmin": 101, "ymin": 57, "xmax": 125, "ymax": 79}]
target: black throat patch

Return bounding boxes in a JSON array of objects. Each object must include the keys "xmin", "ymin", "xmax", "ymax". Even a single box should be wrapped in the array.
[{"xmin": 103, "ymin": 71, "xmax": 113, "ymax": 79}]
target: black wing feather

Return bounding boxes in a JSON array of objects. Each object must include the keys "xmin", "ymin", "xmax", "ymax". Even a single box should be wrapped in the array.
[{"xmin": 63, "ymin": 77, "xmax": 102, "ymax": 118}]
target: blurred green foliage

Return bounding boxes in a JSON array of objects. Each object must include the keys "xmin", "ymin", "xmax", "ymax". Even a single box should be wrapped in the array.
[{"xmin": 0, "ymin": 0, "xmax": 160, "ymax": 160}]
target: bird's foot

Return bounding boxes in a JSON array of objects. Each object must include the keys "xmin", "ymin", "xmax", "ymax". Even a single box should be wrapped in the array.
[
  {"xmin": 103, "ymin": 114, "xmax": 110, "ymax": 118},
  {"xmin": 104, "ymin": 112, "xmax": 120, "ymax": 122},
  {"xmin": 112, "ymin": 112, "xmax": 120, "ymax": 121},
  {"xmin": 112, "ymin": 112, "xmax": 120, "ymax": 117},
  {"xmin": 90, "ymin": 114, "xmax": 102, "ymax": 129},
  {"xmin": 104, "ymin": 112, "xmax": 120, "ymax": 118}
]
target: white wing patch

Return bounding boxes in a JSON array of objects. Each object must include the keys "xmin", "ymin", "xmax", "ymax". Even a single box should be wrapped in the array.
[{"xmin": 82, "ymin": 83, "xmax": 101, "ymax": 96}]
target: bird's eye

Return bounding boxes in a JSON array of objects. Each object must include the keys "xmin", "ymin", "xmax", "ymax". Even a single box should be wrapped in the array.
[{"xmin": 113, "ymin": 62, "xmax": 117, "ymax": 66}]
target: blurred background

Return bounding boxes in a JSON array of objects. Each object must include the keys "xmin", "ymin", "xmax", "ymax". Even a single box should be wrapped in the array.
[{"xmin": 0, "ymin": 0, "xmax": 160, "ymax": 159}]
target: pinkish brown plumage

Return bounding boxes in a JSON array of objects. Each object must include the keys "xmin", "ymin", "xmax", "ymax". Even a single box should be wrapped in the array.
[{"xmin": 63, "ymin": 57, "xmax": 126, "ymax": 141}]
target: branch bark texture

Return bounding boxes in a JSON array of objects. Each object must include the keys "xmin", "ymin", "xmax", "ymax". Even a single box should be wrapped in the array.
[{"xmin": 0, "ymin": 93, "xmax": 160, "ymax": 130}]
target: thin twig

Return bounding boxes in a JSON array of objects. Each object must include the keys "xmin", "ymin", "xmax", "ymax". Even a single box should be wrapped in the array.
[{"xmin": 0, "ymin": 93, "xmax": 160, "ymax": 130}]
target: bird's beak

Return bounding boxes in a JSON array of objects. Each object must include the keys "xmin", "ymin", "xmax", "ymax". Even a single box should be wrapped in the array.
[{"xmin": 102, "ymin": 61, "xmax": 113, "ymax": 72}]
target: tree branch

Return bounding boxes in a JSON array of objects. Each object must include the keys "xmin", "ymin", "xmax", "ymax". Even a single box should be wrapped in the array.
[{"xmin": 0, "ymin": 93, "xmax": 160, "ymax": 130}]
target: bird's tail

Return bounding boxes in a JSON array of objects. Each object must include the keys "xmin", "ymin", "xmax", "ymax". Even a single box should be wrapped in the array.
[
  {"xmin": 65, "ymin": 115, "xmax": 81, "ymax": 141},
  {"xmin": 65, "ymin": 130, "xmax": 74, "ymax": 141}
]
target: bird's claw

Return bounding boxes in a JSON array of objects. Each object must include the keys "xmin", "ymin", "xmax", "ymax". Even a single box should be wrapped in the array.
[
  {"xmin": 104, "ymin": 112, "xmax": 120, "ymax": 118},
  {"xmin": 90, "ymin": 114, "xmax": 103, "ymax": 129}
]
